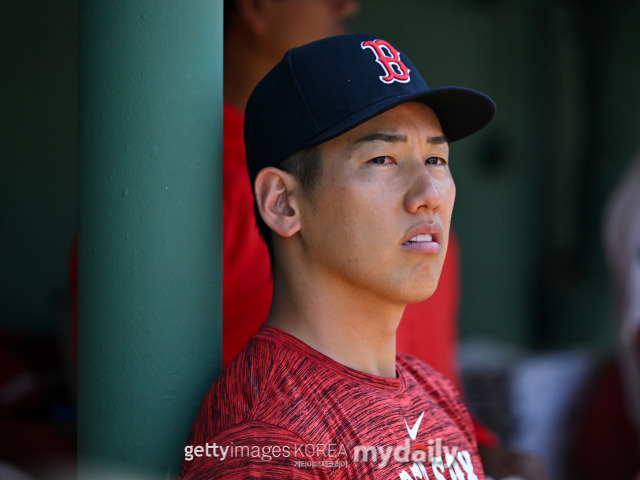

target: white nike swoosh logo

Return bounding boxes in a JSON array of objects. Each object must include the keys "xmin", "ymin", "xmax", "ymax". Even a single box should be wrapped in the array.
[{"xmin": 404, "ymin": 411, "xmax": 425, "ymax": 440}]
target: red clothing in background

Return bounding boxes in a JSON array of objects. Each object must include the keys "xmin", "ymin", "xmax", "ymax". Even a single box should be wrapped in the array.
[{"xmin": 222, "ymin": 102, "xmax": 273, "ymax": 366}]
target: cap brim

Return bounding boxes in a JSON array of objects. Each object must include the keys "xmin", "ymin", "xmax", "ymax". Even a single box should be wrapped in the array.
[
  {"xmin": 302, "ymin": 86, "xmax": 496, "ymax": 148},
  {"xmin": 417, "ymin": 86, "xmax": 496, "ymax": 142}
]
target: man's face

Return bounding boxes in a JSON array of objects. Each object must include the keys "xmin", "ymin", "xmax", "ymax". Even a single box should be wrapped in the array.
[
  {"xmin": 296, "ymin": 102, "xmax": 455, "ymax": 306},
  {"xmin": 262, "ymin": 0, "xmax": 359, "ymax": 58}
]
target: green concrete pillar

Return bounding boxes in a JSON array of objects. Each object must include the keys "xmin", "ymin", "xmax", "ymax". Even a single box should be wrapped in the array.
[{"xmin": 78, "ymin": 1, "xmax": 222, "ymax": 477}]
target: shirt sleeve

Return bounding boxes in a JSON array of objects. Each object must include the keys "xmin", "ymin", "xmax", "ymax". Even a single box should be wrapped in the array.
[{"xmin": 180, "ymin": 421, "xmax": 333, "ymax": 480}]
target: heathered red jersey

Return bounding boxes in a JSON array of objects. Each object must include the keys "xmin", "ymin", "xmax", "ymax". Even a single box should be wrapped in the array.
[{"xmin": 180, "ymin": 326, "xmax": 485, "ymax": 479}]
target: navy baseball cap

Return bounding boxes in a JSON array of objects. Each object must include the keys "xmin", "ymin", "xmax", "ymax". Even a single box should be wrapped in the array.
[{"xmin": 244, "ymin": 33, "xmax": 496, "ymax": 186}]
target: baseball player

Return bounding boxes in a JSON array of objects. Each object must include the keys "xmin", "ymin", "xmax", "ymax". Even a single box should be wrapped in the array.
[{"xmin": 180, "ymin": 33, "xmax": 495, "ymax": 479}]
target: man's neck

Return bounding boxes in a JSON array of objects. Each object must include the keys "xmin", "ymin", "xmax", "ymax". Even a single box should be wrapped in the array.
[{"xmin": 265, "ymin": 268, "xmax": 404, "ymax": 379}]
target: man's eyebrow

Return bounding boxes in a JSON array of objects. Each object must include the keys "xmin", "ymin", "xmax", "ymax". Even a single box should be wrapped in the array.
[
  {"xmin": 354, "ymin": 132, "xmax": 408, "ymax": 144},
  {"xmin": 353, "ymin": 133, "xmax": 449, "ymax": 145},
  {"xmin": 427, "ymin": 135, "xmax": 448, "ymax": 145}
]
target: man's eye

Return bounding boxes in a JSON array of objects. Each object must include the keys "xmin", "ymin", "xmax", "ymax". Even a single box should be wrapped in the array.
[
  {"xmin": 425, "ymin": 156, "xmax": 446, "ymax": 165},
  {"xmin": 369, "ymin": 156, "xmax": 393, "ymax": 165}
]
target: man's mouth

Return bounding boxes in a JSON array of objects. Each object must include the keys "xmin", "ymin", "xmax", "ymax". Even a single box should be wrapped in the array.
[
  {"xmin": 405, "ymin": 234, "xmax": 433, "ymax": 244},
  {"xmin": 401, "ymin": 224, "xmax": 443, "ymax": 253}
]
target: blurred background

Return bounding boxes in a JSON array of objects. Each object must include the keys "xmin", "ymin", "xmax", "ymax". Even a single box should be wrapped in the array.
[{"xmin": 1, "ymin": 0, "xmax": 639, "ymax": 479}]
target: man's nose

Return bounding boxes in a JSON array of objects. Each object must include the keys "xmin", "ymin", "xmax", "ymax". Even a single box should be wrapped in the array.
[{"xmin": 403, "ymin": 166, "xmax": 442, "ymax": 213}]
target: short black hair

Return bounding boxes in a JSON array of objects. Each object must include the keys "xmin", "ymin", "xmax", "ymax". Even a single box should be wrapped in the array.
[{"xmin": 254, "ymin": 145, "xmax": 323, "ymax": 270}]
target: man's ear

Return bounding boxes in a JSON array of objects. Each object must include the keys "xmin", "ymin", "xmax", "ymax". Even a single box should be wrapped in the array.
[{"xmin": 254, "ymin": 167, "xmax": 301, "ymax": 238}]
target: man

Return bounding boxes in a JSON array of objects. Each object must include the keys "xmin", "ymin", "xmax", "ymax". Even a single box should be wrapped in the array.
[
  {"xmin": 181, "ymin": 33, "xmax": 495, "ymax": 478},
  {"xmin": 221, "ymin": 4, "xmax": 511, "ymax": 469}
]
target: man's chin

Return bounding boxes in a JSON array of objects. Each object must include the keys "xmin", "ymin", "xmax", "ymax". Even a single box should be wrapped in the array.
[{"xmin": 402, "ymin": 285, "xmax": 439, "ymax": 305}]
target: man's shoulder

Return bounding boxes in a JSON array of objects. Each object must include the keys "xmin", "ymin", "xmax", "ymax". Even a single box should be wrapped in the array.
[
  {"xmin": 215, "ymin": 326, "xmax": 291, "ymax": 402},
  {"xmin": 396, "ymin": 351, "xmax": 450, "ymax": 382},
  {"xmin": 397, "ymin": 352, "xmax": 479, "ymax": 446},
  {"xmin": 396, "ymin": 352, "xmax": 464, "ymax": 405},
  {"xmin": 181, "ymin": 327, "xmax": 341, "ymax": 478},
  {"xmin": 199, "ymin": 327, "xmax": 313, "ymax": 427}
]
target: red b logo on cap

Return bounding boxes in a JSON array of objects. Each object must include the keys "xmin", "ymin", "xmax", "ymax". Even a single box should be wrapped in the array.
[{"xmin": 361, "ymin": 39, "xmax": 411, "ymax": 84}]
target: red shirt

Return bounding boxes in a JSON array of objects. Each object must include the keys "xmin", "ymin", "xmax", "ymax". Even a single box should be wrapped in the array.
[{"xmin": 180, "ymin": 326, "xmax": 485, "ymax": 479}]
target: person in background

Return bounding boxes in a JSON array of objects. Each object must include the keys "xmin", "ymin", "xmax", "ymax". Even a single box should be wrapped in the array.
[
  {"xmin": 604, "ymin": 150, "xmax": 640, "ymax": 441},
  {"xmin": 572, "ymin": 151, "xmax": 640, "ymax": 480},
  {"xmin": 569, "ymin": 150, "xmax": 640, "ymax": 480}
]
